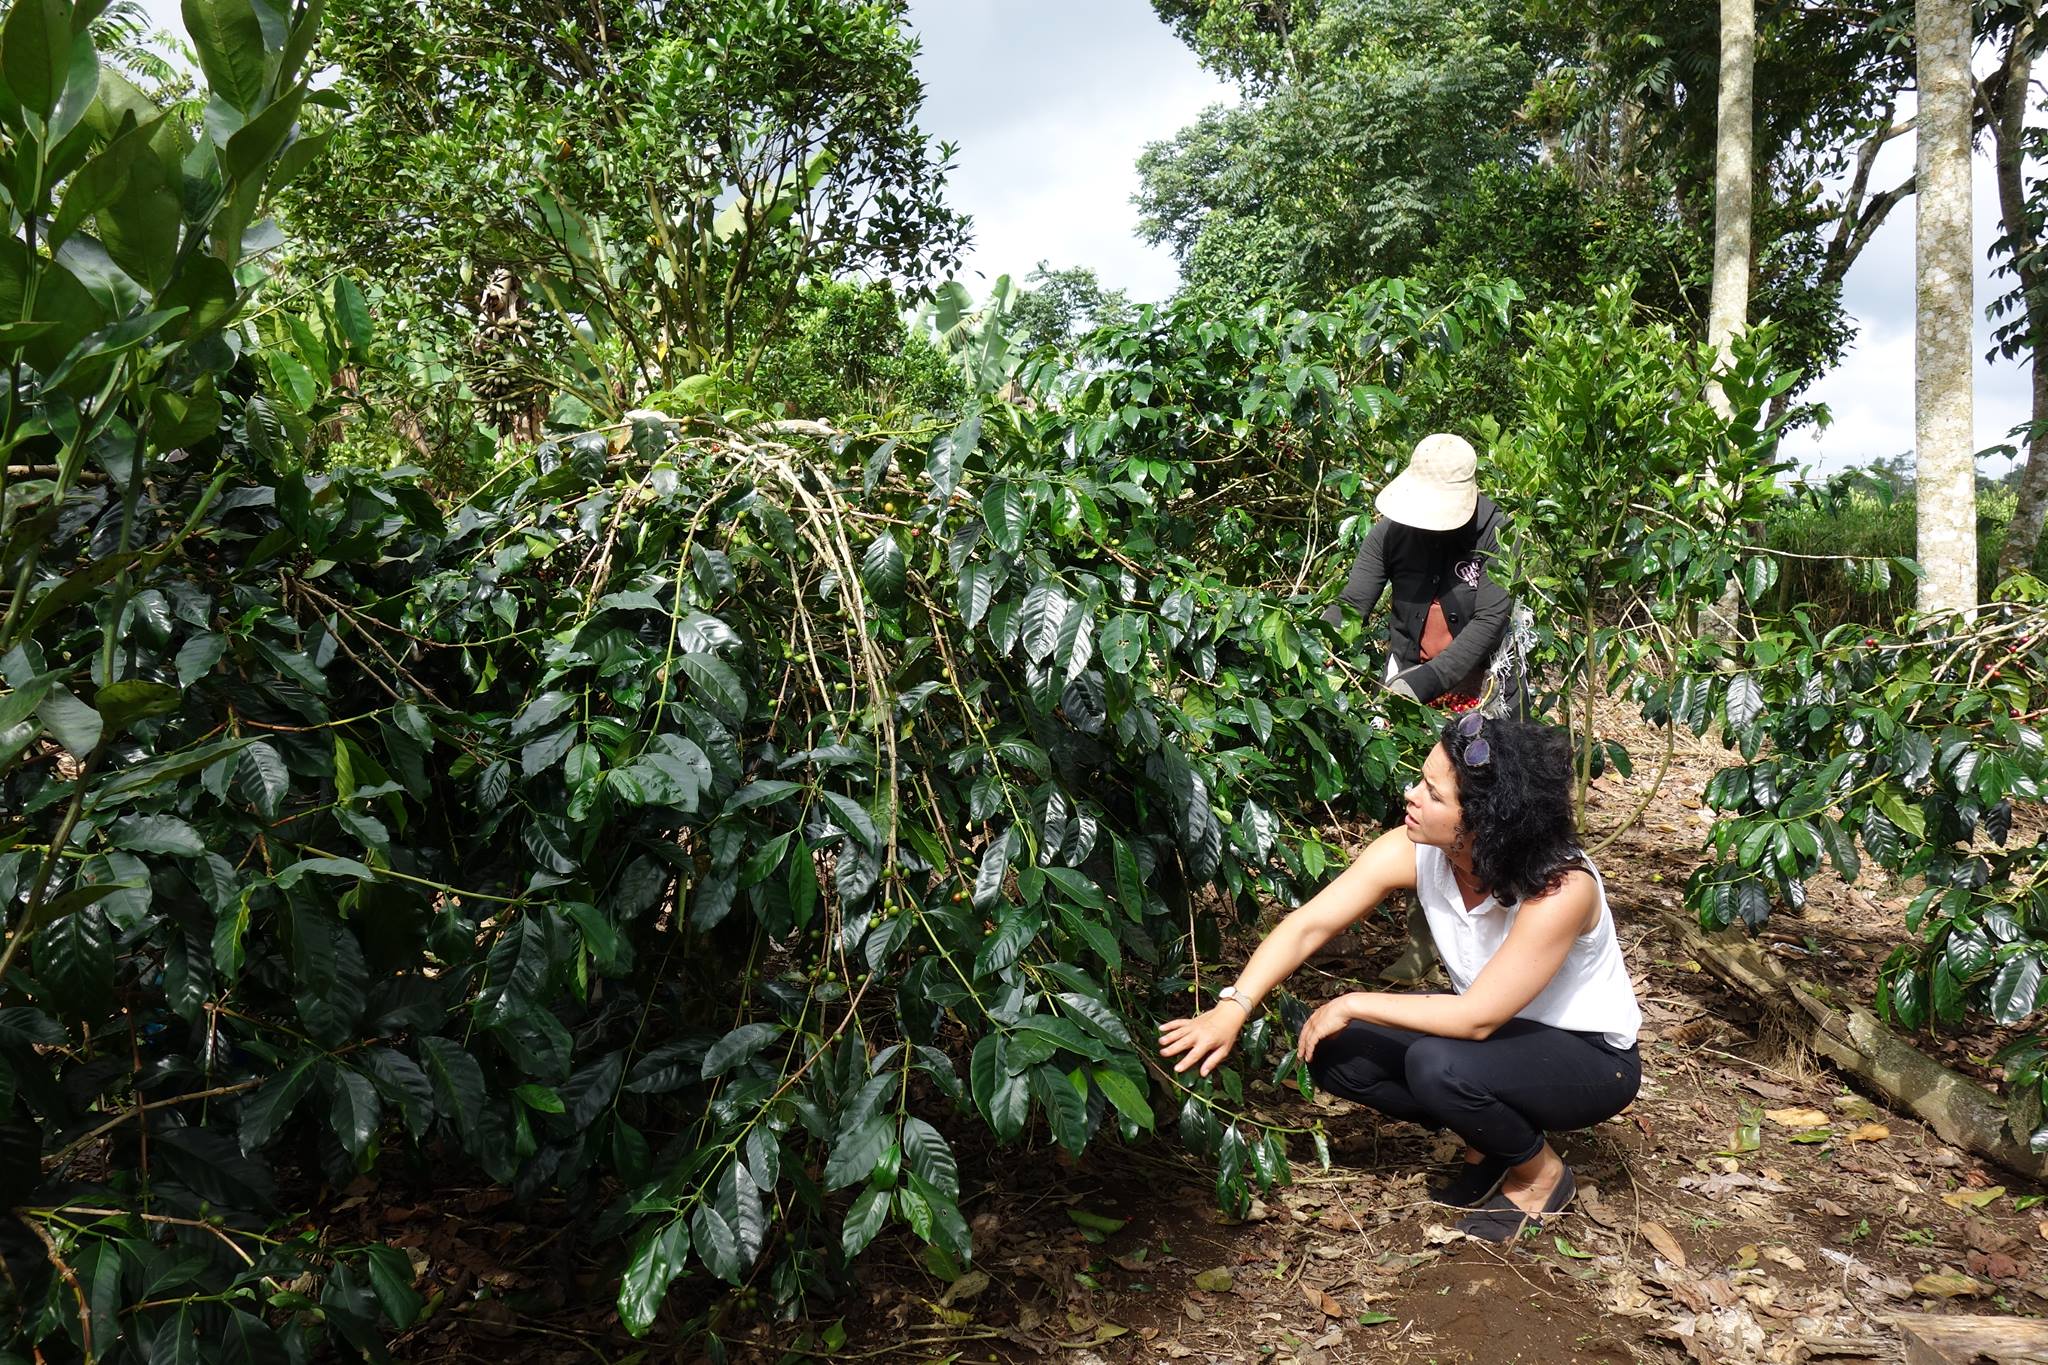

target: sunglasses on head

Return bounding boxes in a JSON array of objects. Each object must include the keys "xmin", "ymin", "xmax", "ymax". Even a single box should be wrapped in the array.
[{"xmin": 1456, "ymin": 711, "xmax": 1491, "ymax": 767}]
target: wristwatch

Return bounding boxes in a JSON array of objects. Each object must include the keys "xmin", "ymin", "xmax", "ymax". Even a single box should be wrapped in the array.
[{"xmin": 1217, "ymin": 985, "xmax": 1252, "ymax": 1014}]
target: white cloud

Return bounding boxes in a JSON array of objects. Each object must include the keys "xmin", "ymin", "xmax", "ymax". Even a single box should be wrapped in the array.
[
  {"xmin": 904, "ymin": 0, "xmax": 1232, "ymax": 304},
  {"xmin": 1782, "ymin": 77, "xmax": 2041, "ymax": 477}
]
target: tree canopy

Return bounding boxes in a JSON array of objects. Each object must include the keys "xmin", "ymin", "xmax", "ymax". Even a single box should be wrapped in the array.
[{"xmin": 286, "ymin": 0, "xmax": 971, "ymax": 418}]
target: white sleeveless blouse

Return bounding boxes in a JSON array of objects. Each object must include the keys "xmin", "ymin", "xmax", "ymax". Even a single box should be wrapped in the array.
[{"xmin": 1413, "ymin": 842, "xmax": 1642, "ymax": 1049}]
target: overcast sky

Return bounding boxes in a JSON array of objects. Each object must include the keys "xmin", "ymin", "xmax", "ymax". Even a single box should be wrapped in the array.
[{"xmin": 903, "ymin": 1, "xmax": 2034, "ymax": 477}]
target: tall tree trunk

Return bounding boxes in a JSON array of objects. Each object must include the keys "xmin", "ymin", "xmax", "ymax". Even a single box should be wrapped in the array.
[
  {"xmin": 2009, "ymin": 360, "xmax": 2048, "ymax": 575},
  {"xmin": 1707, "ymin": 0, "xmax": 1755, "ymax": 409},
  {"xmin": 1703, "ymin": 0, "xmax": 1757, "ymax": 636},
  {"xmin": 1989, "ymin": 6, "xmax": 2048, "ymax": 578},
  {"xmin": 1915, "ymin": 0, "xmax": 1977, "ymax": 620}
]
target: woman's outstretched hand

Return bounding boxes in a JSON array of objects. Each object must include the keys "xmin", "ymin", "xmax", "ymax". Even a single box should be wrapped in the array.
[
  {"xmin": 1157, "ymin": 1006, "xmax": 1245, "ymax": 1076},
  {"xmin": 1297, "ymin": 993, "xmax": 1363, "ymax": 1064}
]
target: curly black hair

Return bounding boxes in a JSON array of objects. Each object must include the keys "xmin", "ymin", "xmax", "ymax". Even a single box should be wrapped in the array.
[{"xmin": 1438, "ymin": 715, "xmax": 1586, "ymax": 905}]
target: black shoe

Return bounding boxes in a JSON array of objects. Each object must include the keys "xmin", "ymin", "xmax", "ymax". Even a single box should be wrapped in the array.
[
  {"xmin": 1455, "ymin": 1163, "xmax": 1576, "ymax": 1243},
  {"xmin": 1429, "ymin": 1155, "xmax": 1510, "ymax": 1208}
]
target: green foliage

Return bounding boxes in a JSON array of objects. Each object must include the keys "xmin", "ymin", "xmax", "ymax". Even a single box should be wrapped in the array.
[
  {"xmin": 1494, "ymin": 281, "xmax": 1798, "ymax": 814},
  {"xmin": 1530, "ymin": 0, "xmax": 1910, "ymax": 203},
  {"xmin": 1, "ymin": 16, "xmax": 1485, "ymax": 1344},
  {"xmin": 284, "ymin": 0, "xmax": 970, "ymax": 426},
  {"xmin": 1521, "ymin": 0, "xmax": 1905, "ymax": 389},
  {"xmin": 1410, "ymin": 161, "xmax": 1709, "ymax": 430},
  {"xmin": 12, "ymin": 1, "xmax": 2013, "ymax": 1351},
  {"xmin": 748, "ymin": 279, "xmax": 963, "ymax": 421},
  {"xmin": 1416, "ymin": 164, "xmax": 1705, "ymax": 324},
  {"xmin": 1007, "ymin": 263, "xmax": 1135, "ymax": 357},
  {"xmin": 1763, "ymin": 468, "xmax": 2037, "ymax": 627},
  {"xmin": 1136, "ymin": 0, "xmax": 1534, "ymax": 305},
  {"xmin": 0, "ymin": 0, "xmax": 434, "ymax": 1357},
  {"xmin": 1987, "ymin": 113, "xmax": 2048, "ymax": 370},
  {"xmin": 1149, "ymin": 0, "xmax": 1868, "ymax": 398},
  {"xmin": 1024, "ymin": 275, "xmax": 1521, "ymax": 590},
  {"xmin": 1684, "ymin": 610, "xmax": 2048, "ymax": 1150},
  {"xmin": 2, "ymin": 389, "xmax": 1435, "ymax": 1350}
]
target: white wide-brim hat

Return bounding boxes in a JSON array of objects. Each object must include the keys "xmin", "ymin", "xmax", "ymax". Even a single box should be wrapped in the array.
[{"xmin": 1374, "ymin": 432, "xmax": 1479, "ymax": 532}]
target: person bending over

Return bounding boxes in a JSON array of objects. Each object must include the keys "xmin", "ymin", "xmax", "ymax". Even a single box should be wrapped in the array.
[
  {"xmin": 1156, "ymin": 716, "xmax": 1641, "ymax": 1242},
  {"xmin": 1322, "ymin": 432, "xmax": 1516, "ymax": 711}
]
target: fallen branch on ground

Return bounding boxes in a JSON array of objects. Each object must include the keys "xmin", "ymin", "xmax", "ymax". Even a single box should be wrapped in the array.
[{"xmin": 1657, "ymin": 910, "xmax": 2048, "ymax": 1182}]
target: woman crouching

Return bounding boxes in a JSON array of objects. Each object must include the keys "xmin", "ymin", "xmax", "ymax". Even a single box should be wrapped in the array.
[{"xmin": 1157, "ymin": 715, "xmax": 1642, "ymax": 1242}]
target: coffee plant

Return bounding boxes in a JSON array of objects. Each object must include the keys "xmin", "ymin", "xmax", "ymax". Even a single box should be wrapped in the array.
[
  {"xmin": 1685, "ymin": 606, "xmax": 2048, "ymax": 1150},
  {"xmin": 1492, "ymin": 281, "xmax": 1803, "ymax": 832},
  {"xmin": 0, "ymin": 2, "xmax": 1540, "ymax": 1351}
]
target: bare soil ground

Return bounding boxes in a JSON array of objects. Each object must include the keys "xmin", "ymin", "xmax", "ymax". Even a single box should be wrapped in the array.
[{"xmin": 379, "ymin": 703, "xmax": 2048, "ymax": 1364}]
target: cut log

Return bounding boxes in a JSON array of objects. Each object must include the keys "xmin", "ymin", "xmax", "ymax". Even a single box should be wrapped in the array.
[
  {"xmin": 1896, "ymin": 1312, "xmax": 2048, "ymax": 1364},
  {"xmin": 1656, "ymin": 912, "xmax": 2048, "ymax": 1182}
]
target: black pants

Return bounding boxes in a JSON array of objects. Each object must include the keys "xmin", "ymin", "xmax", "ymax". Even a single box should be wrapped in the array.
[{"xmin": 1307, "ymin": 1017, "xmax": 1641, "ymax": 1165}]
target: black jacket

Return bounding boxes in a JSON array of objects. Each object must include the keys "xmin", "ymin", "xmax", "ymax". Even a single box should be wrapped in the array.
[{"xmin": 1321, "ymin": 495, "xmax": 1513, "ymax": 702}]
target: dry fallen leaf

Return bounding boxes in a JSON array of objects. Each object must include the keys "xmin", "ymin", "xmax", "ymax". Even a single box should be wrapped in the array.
[
  {"xmin": 1764, "ymin": 1107, "xmax": 1829, "ymax": 1129},
  {"xmin": 1761, "ymin": 1245, "xmax": 1805, "ymax": 1272},
  {"xmin": 2038, "ymin": 1219, "xmax": 2048, "ymax": 1242},
  {"xmin": 1966, "ymin": 1250, "xmax": 2021, "ymax": 1281},
  {"xmin": 1302, "ymin": 1283, "xmax": 1343, "ymax": 1318},
  {"xmin": 1911, "ymin": 1271, "xmax": 1987, "ymax": 1299},
  {"xmin": 1641, "ymin": 1220, "xmax": 1687, "ymax": 1267},
  {"xmin": 1847, "ymin": 1122, "xmax": 1890, "ymax": 1142},
  {"xmin": 1941, "ymin": 1185, "xmax": 2007, "ymax": 1211},
  {"xmin": 1965, "ymin": 1217, "xmax": 2020, "ymax": 1255},
  {"xmin": 1191, "ymin": 1268, "xmax": 1233, "ymax": 1293},
  {"xmin": 1422, "ymin": 1223, "xmax": 1468, "ymax": 1245},
  {"xmin": 1579, "ymin": 1183, "xmax": 1624, "ymax": 1230},
  {"xmin": 1605, "ymin": 1269, "xmax": 1656, "ymax": 1315},
  {"xmin": 938, "ymin": 1270, "xmax": 991, "ymax": 1306}
]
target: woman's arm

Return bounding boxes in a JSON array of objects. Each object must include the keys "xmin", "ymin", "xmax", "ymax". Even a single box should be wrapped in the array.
[
  {"xmin": 1298, "ymin": 870, "xmax": 1597, "ymax": 1059},
  {"xmin": 1158, "ymin": 829, "xmax": 1418, "ymax": 1076}
]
